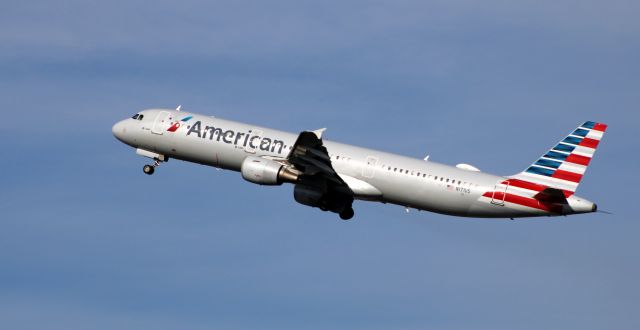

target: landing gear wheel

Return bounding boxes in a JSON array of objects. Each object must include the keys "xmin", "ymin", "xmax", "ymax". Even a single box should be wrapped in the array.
[
  {"xmin": 143, "ymin": 164, "xmax": 155, "ymax": 175},
  {"xmin": 339, "ymin": 208, "xmax": 354, "ymax": 220}
]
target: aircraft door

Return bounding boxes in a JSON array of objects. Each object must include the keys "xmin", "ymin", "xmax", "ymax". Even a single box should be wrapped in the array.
[
  {"xmin": 490, "ymin": 181, "xmax": 510, "ymax": 206},
  {"xmin": 362, "ymin": 156, "xmax": 378, "ymax": 178},
  {"xmin": 151, "ymin": 111, "xmax": 171, "ymax": 135}
]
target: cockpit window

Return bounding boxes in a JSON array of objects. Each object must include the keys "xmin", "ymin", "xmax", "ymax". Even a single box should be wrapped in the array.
[
  {"xmin": 132, "ymin": 114, "xmax": 139, "ymax": 119},
  {"xmin": 131, "ymin": 114, "xmax": 144, "ymax": 120},
  {"xmin": 138, "ymin": 114, "xmax": 144, "ymax": 120}
]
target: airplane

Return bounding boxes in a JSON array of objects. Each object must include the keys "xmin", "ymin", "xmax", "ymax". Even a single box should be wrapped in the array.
[{"xmin": 112, "ymin": 108, "xmax": 607, "ymax": 220}]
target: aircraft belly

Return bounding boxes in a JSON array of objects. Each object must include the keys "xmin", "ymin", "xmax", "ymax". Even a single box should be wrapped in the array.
[
  {"xmin": 467, "ymin": 201, "xmax": 550, "ymax": 218},
  {"xmin": 338, "ymin": 174, "xmax": 383, "ymax": 201},
  {"xmin": 384, "ymin": 183, "xmax": 475, "ymax": 215},
  {"xmin": 349, "ymin": 169, "xmax": 471, "ymax": 216}
]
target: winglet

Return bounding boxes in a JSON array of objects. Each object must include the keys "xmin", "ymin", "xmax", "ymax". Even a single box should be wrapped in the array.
[{"xmin": 312, "ymin": 128, "xmax": 327, "ymax": 139}]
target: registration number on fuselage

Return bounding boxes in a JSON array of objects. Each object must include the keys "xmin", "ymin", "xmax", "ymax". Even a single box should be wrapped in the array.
[{"xmin": 456, "ymin": 187, "xmax": 471, "ymax": 194}]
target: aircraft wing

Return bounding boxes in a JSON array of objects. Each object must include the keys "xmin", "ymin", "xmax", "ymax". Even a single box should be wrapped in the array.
[{"xmin": 286, "ymin": 131, "xmax": 353, "ymax": 213}]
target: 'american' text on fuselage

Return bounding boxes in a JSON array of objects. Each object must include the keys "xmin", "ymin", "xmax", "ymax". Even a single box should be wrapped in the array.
[{"xmin": 186, "ymin": 121, "xmax": 286, "ymax": 154}]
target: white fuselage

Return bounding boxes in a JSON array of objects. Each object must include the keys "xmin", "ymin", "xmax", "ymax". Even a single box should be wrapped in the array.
[{"xmin": 113, "ymin": 109, "xmax": 596, "ymax": 218}]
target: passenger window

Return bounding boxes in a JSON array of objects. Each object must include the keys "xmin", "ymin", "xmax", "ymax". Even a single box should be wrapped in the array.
[
  {"xmin": 458, "ymin": 180, "xmax": 461, "ymax": 185},
  {"xmin": 434, "ymin": 176, "xmax": 438, "ymax": 180},
  {"xmin": 446, "ymin": 179, "xmax": 450, "ymax": 183},
  {"xmin": 394, "ymin": 168, "xmax": 397, "ymax": 172},
  {"xmin": 423, "ymin": 174, "xmax": 426, "ymax": 178}
]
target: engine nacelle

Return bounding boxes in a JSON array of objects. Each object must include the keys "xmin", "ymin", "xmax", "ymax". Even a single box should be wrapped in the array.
[
  {"xmin": 294, "ymin": 184, "xmax": 324, "ymax": 207},
  {"xmin": 294, "ymin": 184, "xmax": 352, "ymax": 214},
  {"xmin": 241, "ymin": 156, "xmax": 298, "ymax": 185}
]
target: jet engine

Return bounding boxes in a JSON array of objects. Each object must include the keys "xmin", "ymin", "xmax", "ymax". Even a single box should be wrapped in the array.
[
  {"xmin": 293, "ymin": 183, "xmax": 353, "ymax": 220},
  {"xmin": 241, "ymin": 156, "xmax": 299, "ymax": 185},
  {"xmin": 293, "ymin": 184, "xmax": 324, "ymax": 207}
]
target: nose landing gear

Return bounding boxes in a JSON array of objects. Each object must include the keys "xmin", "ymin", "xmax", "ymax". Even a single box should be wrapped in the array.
[
  {"xmin": 135, "ymin": 149, "xmax": 167, "ymax": 176},
  {"xmin": 143, "ymin": 164, "xmax": 155, "ymax": 175},
  {"xmin": 143, "ymin": 159, "xmax": 162, "ymax": 175}
]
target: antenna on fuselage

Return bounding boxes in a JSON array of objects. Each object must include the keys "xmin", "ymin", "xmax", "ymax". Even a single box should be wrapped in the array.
[
  {"xmin": 176, "ymin": 105, "xmax": 182, "ymax": 111},
  {"xmin": 423, "ymin": 155, "xmax": 430, "ymax": 161}
]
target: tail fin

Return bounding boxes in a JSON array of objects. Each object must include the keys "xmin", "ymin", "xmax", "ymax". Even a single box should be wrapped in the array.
[{"xmin": 510, "ymin": 121, "xmax": 608, "ymax": 193}]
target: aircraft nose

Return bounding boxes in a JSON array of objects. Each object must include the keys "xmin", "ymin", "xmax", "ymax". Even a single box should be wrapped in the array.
[{"xmin": 112, "ymin": 120, "xmax": 127, "ymax": 142}]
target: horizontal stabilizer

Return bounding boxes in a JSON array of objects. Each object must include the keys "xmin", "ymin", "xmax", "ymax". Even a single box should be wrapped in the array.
[{"xmin": 533, "ymin": 188, "xmax": 568, "ymax": 204}]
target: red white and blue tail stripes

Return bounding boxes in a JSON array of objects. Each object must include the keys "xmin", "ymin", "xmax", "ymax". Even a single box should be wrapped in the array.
[
  {"xmin": 511, "ymin": 121, "xmax": 607, "ymax": 193},
  {"xmin": 479, "ymin": 121, "xmax": 607, "ymax": 215}
]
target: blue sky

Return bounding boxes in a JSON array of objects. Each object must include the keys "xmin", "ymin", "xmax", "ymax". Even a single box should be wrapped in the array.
[{"xmin": 1, "ymin": 0, "xmax": 638, "ymax": 329}]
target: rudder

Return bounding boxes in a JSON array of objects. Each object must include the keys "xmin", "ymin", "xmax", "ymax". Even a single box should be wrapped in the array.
[{"xmin": 510, "ymin": 121, "xmax": 608, "ymax": 193}]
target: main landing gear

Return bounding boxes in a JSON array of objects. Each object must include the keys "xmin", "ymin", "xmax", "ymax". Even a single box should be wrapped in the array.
[
  {"xmin": 339, "ymin": 208, "xmax": 354, "ymax": 220},
  {"xmin": 143, "ymin": 159, "xmax": 161, "ymax": 175}
]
